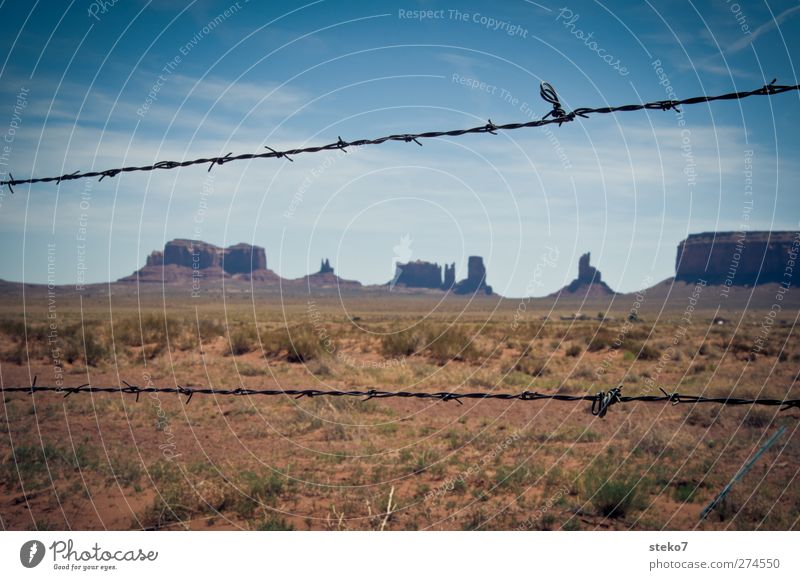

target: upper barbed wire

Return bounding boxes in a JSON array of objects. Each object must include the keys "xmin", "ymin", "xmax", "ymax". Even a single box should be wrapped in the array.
[{"xmin": 1, "ymin": 79, "xmax": 798, "ymax": 192}]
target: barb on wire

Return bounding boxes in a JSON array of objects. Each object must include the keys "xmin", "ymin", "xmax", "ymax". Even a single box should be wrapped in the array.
[
  {"xmin": 1, "ymin": 79, "xmax": 798, "ymax": 191},
  {"xmin": 3, "ymin": 383, "xmax": 800, "ymax": 418}
]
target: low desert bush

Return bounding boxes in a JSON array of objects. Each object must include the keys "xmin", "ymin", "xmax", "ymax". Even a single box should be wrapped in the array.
[
  {"xmin": 585, "ymin": 331, "xmax": 614, "ymax": 352},
  {"xmin": 283, "ymin": 326, "xmax": 326, "ymax": 363},
  {"xmin": 229, "ymin": 325, "xmax": 259, "ymax": 356},
  {"xmin": 626, "ymin": 341, "xmax": 659, "ymax": 361},
  {"xmin": 425, "ymin": 326, "xmax": 478, "ymax": 363},
  {"xmin": 582, "ymin": 457, "xmax": 644, "ymax": 518},
  {"xmin": 512, "ymin": 355, "xmax": 549, "ymax": 377},
  {"xmin": 381, "ymin": 327, "xmax": 423, "ymax": 357},
  {"xmin": 261, "ymin": 325, "xmax": 328, "ymax": 363}
]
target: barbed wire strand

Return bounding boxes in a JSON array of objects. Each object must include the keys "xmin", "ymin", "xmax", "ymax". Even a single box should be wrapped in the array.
[
  {"xmin": 1, "ymin": 79, "xmax": 798, "ymax": 192},
  {"xmin": 2, "ymin": 382, "xmax": 799, "ymax": 419}
]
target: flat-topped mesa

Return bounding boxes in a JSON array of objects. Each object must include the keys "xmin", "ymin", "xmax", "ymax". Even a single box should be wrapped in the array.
[
  {"xmin": 159, "ymin": 239, "xmax": 266, "ymax": 274},
  {"xmin": 453, "ymin": 256, "xmax": 492, "ymax": 295},
  {"xmin": 552, "ymin": 251, "xmax": 615, "ymax": 297},
  {"xmin": 394, "ymin": 260, "xmax": 443, "ymax": 289},
  {"xmin": 223, "ymin": 243, "xmax": 267, "ymax": 274},
  {"xmin": 676, "ymin": 231, "xmax": 800, "ymax": 285},
  {"xmin": 119, "ymin": 239, "xmax": 269, "ymax": 283}
]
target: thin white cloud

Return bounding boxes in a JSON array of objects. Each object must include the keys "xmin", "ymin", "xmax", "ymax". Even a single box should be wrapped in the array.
[{"xmin": 727, "ymin": 4, "xmax": 800, "ymax": 53}]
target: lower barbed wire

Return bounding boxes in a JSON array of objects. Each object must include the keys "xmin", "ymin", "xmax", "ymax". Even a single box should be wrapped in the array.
[{"xmin": 2, "ymin": 383, "xmax": 798, "ymax": 418}]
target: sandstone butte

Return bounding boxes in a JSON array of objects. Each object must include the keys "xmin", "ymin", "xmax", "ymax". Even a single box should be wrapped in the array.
[{"xmin": 113, "ymin": 231, "xmax": 799, "ymax": 297}]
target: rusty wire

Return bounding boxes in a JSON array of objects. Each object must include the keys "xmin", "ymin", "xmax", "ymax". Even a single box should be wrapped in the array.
[
  {"xmin": 1, "ymin": 79, "xmax": 798, "ymax": 192},
  {"xmin": 2, "ymin": 381, "xmax": 799, "ymax": 419}
]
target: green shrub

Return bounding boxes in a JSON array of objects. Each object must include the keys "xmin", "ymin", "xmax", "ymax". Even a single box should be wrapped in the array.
[
  {"xmin": 3, "ymin": 443, "xmax": 98, "ymax": 488},
  {"xmin": 262, "ymin": 326, "xmax": 327, "ymax": 363},
  {"xmin": 494, "ymin": 465, "xmax": 530, "ymax": 491},
  {"xmin": 582, "ymin": 458, "xmax": 643, "ymax": 518},
  {"xmin": 381, "ymin": 327, "xmax": 423, "ymax": 357},
  {"xmin": 114, "ymin": 314, "xmax": 186, "ymax": 349},
  {"xmin": 283, "ymin": 326, "xmax": 325, "ymax": 363},
  {"xmin": 255, "ymin": 515, "xmax": 295, "ymax": 531},
  {"xmin": 672, "ymin": 482, "xmax": 696, "ymax": 503},
  {"xmin": 585, "ymin": 331, "xmax": 614, "ymax": 352},
  {"xmin": 236, "ymin": 471, "xmax": 286, "ymax": 517},
  {"xmin": 0, "ymin": 319, "xmax": 26, "ymax": 337},
  {"xmin": 425, "ymin": 326, "xmax": 478, "ymax": 363},
  {"xmin": 229, "ymin": 325, "xmax": 258, "ymax": 355},
  {"xmin": 197, "ymin": 318, "xmax": 226, "ymax": 341},
  {"xmin": 141, "ymin": 462, "xmax": 194, "ymax": 529},
  {"xmin": 512, "ymin": 355, "xmax": 548, "ymax": 377},
  {"xmin": 626, "ymin": 341, "xmax": 659, "ymax": 361},
  {"xmin": 59, "ymin": 327, "xmax": 108, "ymax": 366},
  {"xmin": 566, "ymin": 344, "xmax": 582, "ymax": 357}
]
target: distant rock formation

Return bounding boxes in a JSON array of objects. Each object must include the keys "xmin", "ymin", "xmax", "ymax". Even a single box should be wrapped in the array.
[
  {"xmin": 299, "ymin": 259, "xmax": 361, "ymax": 288},
  {"xmin": 443, "ymin": 263, "xmax": 455, "ymax": 289},
  {"xmin": 119, "ymin": 240, "xmax": 499, "ymax": 296},
  {"xmin": 119, "ymin": 239, "xmax": 270, "ymax": 283},
  {"xmin": 578, "ymin": 252, "xmax": 599, "ymax": 284},
  {"xmin": 394, "ymin": 260, "xmax": 444, "ymax": 289},
  {"xmin": 224, "ymin": 243, "xmax": 267, "ymax": 274},
  {"xmin": 676, "ymin": 231, "xmax": 799, "ymax": 286},
  {"xmin": 145, "ymin": 250, "xmax": 163, "ymax": 267},
  {"xmin": 156, "ymin": 239, "xmax": 267, "ymax": 274},
  {"xmin": 552, "ymin": 252, "xmax": 615, "ymax": 297},
  {"xmin": 453, "ymin": 256, "xmax": 492, "ymax": 295}
]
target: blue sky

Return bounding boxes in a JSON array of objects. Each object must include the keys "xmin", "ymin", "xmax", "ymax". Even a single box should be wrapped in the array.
[{"xmin": 0, "ymin": 0, "xmax": 798, "ymax": 296}]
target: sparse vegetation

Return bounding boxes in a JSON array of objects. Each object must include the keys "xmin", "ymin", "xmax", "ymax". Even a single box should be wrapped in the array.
[
  {"xmin": 381, "ymin": 327, "xmax": 423, "ymax": 357},
  {"xmin": 582, "ymin": 456, "xmax": 644, "ymax": 519},
  {"xmin": 1, "ymin": 295, "xmax": 798, "ymax": 531},
  {"xmin": 425, "ymin": 325, "xmax": 479, "ymax": 363}
]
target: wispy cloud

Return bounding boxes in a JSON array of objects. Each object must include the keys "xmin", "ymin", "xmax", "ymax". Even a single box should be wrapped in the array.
[{"xmin": 727, "ymin": 4, "xmax": 800, "ymax": 54}]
